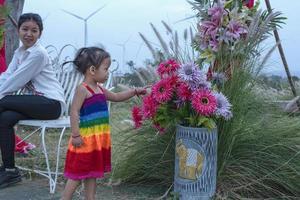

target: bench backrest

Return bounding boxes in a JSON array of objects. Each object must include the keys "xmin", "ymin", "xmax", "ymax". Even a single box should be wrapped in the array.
[
  {"xmin": 56, "ymin": 67, "xmax": 115, "ymax": 117},
  {"xmin": 56, "ymin": 69, "xmax": 83, "ymax": 117}
]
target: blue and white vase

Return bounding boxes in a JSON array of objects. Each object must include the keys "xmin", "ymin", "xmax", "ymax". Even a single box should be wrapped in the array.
[{"xmin": 174, "ymin": 125, "xmax": 217, "ymax": 200}]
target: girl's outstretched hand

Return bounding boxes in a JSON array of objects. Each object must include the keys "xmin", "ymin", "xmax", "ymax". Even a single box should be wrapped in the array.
[{"xmin": 134, "ymin": 87, "xmax": 147, "ymax": 96}]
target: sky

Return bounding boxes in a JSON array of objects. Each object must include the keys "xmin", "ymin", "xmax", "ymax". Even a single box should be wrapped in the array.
[{"xmin": 23, "ymin": 0, "xmax": 300, "ymax": 76}]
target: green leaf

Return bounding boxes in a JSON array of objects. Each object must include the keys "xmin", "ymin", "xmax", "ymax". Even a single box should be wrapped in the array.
[
  {"xmin": 197, "ymin": 116, "xmax": 209, "ymax": 126},
  {"xmin": 203, "ymin": 118, "xmax": 216, "ymax": 129},
  {"xmin": 200, "ymin": 49, "xmax": 215, "ymax": 63}
]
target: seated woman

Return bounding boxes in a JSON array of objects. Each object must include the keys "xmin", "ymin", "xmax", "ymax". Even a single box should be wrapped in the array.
[
  {"xmin": 0, "ymin": 13, "xmax": 66, "ymax": 188},
  {"xmin": 0, "ymin": 7, "xmax": 36, "ymax": 156}
]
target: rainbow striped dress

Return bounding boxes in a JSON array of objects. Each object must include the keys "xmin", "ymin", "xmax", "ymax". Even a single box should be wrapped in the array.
[{"xmin": 64, "ymin": 83, "xmax": 111, "ymax": 180}]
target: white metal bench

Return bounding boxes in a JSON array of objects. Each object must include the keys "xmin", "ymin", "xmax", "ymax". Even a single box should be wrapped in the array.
[{"xmin": 17, "ymin": 66, "xmax": 115, "ymax": 193}]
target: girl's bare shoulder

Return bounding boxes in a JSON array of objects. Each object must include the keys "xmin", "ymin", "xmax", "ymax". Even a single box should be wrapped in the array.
[{"xmin": 75, "ymin": 84, "xmax": 89, "ymax": 98}]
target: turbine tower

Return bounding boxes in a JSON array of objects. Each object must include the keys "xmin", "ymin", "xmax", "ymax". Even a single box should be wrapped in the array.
[
  {"xmin": 62, "ymin": 5, "xmax": 106, "ymax": 46},
  {"xmin": 115, "ymin": 36, "xmax": 131, "ymax": 69}
]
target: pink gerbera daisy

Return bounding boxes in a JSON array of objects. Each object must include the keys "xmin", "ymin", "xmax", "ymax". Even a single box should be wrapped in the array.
[
  {"xmin": 165, "ymin": 75, "xmax": 179, "ymax": 89},
  {"xmin": 157, "ymin": 59, "xmax": 180, "ymax": 78},
  {"xmin": 177, "ymin": 82, "xmax": 192, "ymax": 102},
  {"xmin": 142, "ymin": 95, "xmax": 158, "ymax": 119},
  {"xmin": 152, "ymin": 79, "xmax": 173, "ymax": 103},
  {"xmin": 131, "ymin": 106, "xmax": 143, "ymax": 128},
  {"xmin": 191, "ymin": 89, "xmax": 217, "ymax": 116}
]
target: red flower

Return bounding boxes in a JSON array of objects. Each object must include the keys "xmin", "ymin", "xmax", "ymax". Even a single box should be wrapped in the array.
[
  {"xmin": 132, "ymin": 106, "xmax": 143, "ymax": 128},
  {"xmin": 177, "ymin": 82, "xmax": 192, "ymax": 102},
  {"xmin": 152, "ymin": 79, "xmax": 173, "ymax": 103},
  {"xmin": 157, "ymin": 59, "xmax": 180, "ymax": 78},
  {"xmin": 244, "ymin": 0, "xmax": 254, "ymax": 9},
  {"xmin": 153, "ymin": 122, "xmax": 165, "ymax": 134},
  {"xmin": 165, "ymin": 75, "xmax": 179, "ymax": 88},
  {"xmin": 142, "ymin": 95, "xmax": 158, "ymax": 119},
  {"xmin": 207, "ymin": 67, "xmax": 213, "ymax": 81},
  {"xmin": 191, "ymin": 89, "xmax": 217, "ymax": 116}
]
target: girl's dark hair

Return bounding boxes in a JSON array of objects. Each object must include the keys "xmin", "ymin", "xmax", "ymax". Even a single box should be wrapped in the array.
[
  {"xmin": 63, "ymin": 47, "xmax": 110, "ymax": 74},
  {"xmin": 18, "ymin": 13, "xmax": 43, "ymax": 33}
]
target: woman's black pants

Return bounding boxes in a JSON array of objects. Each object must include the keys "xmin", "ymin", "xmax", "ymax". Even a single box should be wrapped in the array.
[{"xmin": 0, "ymin": 95, "xmax": 61, "ymax": 168}]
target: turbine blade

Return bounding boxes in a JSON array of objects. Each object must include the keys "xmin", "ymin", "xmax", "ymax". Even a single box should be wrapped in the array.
[
  {"xmin": 61, "ymin": 9, "xmax": 85, "ymax": 20},
  {"xmin": 43, "ymin": 13, "xmax": 50, "ymax": 21},
  {"xmin": 174, "ymin": 15, "xmax": 197, "ymax": 24},
  {"xmin": 124, "ymin": 35, "xmax": 132, "ymax": 44},
  {"xmin": 86, "ymin": 5, "xmax": 106, "ymax": 20}
]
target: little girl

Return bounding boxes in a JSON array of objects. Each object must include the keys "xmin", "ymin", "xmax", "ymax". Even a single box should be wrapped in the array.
[{"xmin": 62, "ymin": 47, "xmax": 146, "ymax": 200}]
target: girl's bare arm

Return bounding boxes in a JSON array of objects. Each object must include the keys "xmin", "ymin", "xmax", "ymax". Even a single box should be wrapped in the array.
[{"xmin": 103, "ymin": 87, "xmax": 146, "ymax": 102}]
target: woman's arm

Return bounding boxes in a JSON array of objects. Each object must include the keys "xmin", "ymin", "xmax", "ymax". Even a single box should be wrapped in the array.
[
  {"xmin": 103, "ymin": 87, "xmax": 146, "ymax": 102},
  {"xmin": 0, "ymin": 51, "xmax": 47, "ymax": 98},
  {"xmin": 70, "ymin": 85, "xmax": 87, "ymax": 137}
]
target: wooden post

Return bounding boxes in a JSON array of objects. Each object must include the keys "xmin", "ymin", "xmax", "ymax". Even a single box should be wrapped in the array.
[
  {"xmin": 264, "ymin": 0, "xmax": 300, "ymax": 109},
  {"xmin": 4, "ymin": 0, "xmax": 24, "ymax": 65}
]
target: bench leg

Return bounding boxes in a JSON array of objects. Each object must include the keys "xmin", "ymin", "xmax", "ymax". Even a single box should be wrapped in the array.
[
  {"xmin": 52, "ymin": 127, "xmax": 67, "ymax": 193},
  {"xmin": 16, "ymin": 127, "xmax": 41, "ymax": 146},
  {"xmin": 41, "ymin": 126, "xmax": 68, "ymax": 194},
  {"xmin": 17, "ymin": 125, "xmax": 67, "ymax": 194},
  {"xmin": 40, "ymin": 126, "xmax": 56, "ymax": 193}
]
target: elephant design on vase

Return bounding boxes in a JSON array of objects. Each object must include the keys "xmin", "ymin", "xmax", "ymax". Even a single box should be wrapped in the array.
[{"xmin": 176, "ymin": 139, "xmax": 204, "ymax": 180}]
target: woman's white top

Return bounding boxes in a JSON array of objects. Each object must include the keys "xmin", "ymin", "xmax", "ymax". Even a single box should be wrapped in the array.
[{"xmin": 0, "ymin": 42, "xmax": 66, "ymax": 115}]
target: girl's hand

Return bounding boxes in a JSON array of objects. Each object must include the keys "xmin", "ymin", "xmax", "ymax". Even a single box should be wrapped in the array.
[
  {"xmin": 71, "ymin": 135, "xmax": 83, "ymax": 147},
  {"xmin": 134, "ymin": 87, "xmax": 147, "ymax": 96}
]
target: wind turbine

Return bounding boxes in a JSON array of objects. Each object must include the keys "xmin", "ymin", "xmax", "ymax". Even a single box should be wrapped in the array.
[
  {"xmin": 115, "ymin": 36, "xmax": 131, "ymax": 69},
  {"xmin": 61, "ymin": 5, "xmax": 106, "ymax": 47}
]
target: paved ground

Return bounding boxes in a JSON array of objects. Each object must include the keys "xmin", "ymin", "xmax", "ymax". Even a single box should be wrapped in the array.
[
  {"xmin": 0, "ymin": 177, "xmax": 166, "ymax": 200},
  {"xmin": 0, "ymin": 179, "xmax": 61, "ymax": 200}
]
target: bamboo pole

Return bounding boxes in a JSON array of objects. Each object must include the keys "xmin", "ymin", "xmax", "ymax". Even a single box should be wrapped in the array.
[{"xmin": 264, "ymin": 0, "xmax": 300, "ymax": 109}]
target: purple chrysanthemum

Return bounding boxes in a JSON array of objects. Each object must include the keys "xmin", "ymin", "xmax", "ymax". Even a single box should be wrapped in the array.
[
  {"xmin": 199, "ymin": 81, "xmax": 211, "ymax": 89},
  {"xmin": 213, "ymin": 92, "xmax": 232, "ymax": 120},
  {"xmin": 178, "ymin": 63, "xmax": 210, "ymax": 90},
  {"xmin": 212, "ymin": 72, "xmax": 226, "ymax": 87}
]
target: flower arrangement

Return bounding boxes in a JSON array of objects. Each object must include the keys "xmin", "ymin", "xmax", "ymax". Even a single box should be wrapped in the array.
[
  {"xmin": 192, "ymin": 0, "xmax": 285, "ymax": 78},
  {"xmin": 194, "ymin": 0, "xmax": 258, "ymax": 64},
  {"xmin": 115, "ymin": 1, "xmax": 300, "ymax": 198},
  {"xmin": 132, "ymin": 59, "xmax": 232, "ymax": 132}
]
